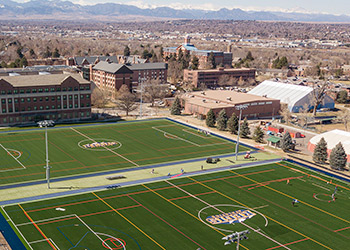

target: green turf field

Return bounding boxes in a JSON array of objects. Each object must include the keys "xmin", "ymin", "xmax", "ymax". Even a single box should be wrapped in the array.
[
  {"xmin": 0, "ymin": 119, "xmax": 249, "ymax": 185},
  {"xmin": 3, "ymin": 161, "xmax": 350, "ymax": 250}
]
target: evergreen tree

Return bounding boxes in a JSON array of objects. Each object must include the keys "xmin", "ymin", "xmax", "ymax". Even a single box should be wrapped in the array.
[
  {"xmin": 206, "ymin": 109, "xmax": 216, "ymax": 127},
  {"xmin": 240, "ymin": 118, "xmax": 250, "ymax": 138},
  {"xmin": 191, "ymin": 56, "xmax": 199, "ymax": 70},
  {"xmin": 216, "ymin": 109, "xmax": 228, "ymax": 131},
  {"xmin": 124, "ymin": 46, "xmax": 131, "ymax": 56},
  {"xmin": 253, "ymin": 126, "xmax": 264, "ymax": 143},
  {"xmin": 280, "ymin": 132, "xmax": 293, "ymax": 152},
  {"xmin": 245, "ymin": 51, "xmax": 254, "ymax": 61},
  {"xmin": 337, "ymin": 90, "xmax": 348, "ymax": 104},
  {"xmin": 227, "ymin": 113, "xmax": 238, "ymax": 134},
  {"xmin": 170, "ymin": 97, "xmax": 181, "ymax": 115},
  {"xmin": 329, "ymin": 142, "xmax": 347, "ymax": 171},
  {"xmin": 208, "ymin": 52, "xmax": 216, "ymax": 69},
  {"xmin": 52, "ymin": 48, "xmax": 60, "ymax": 58},
  {"xmin": 313, "ymin": 137, "xmax": 328, "ymax": 163}
]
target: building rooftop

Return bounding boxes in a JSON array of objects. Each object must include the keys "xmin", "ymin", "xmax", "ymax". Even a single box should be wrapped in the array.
[
  {"xmin": 128, "ymin": 63, "xmax": 167, "ymax": 70},
  {"xmin": 182, "ymin": 90, "xmax": 277, "ymax": 109},
  {"xmin": 248, "ymin": 80, "xmax": 312, "ymax": 107},
  {"xmin": 93, "ymin": 61, "xmax": 131, "ymax": 74},
  {"xmin": 0, "ymin": 73, "xmax": 89, "ymax": 87}
]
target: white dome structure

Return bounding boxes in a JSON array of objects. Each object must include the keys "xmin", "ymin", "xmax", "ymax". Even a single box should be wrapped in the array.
[{"xmin": 248, "ymin": 80, "xmax": 334, "ymax": 113}]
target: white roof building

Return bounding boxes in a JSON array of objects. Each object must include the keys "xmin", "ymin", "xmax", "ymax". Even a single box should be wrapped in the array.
[
  {"xmin": 308, "ymin": 129, "xmax": 350, "ymax": 162},
  {"xmin": 248, "ymin": 80, "xmax": 334, "ymax": 112}
]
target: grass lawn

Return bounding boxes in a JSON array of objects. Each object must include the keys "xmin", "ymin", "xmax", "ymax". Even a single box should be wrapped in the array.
[
  {"xmin": 0, "ymin": 119, "xmax": 249, "ymax": 186},
  {"xmin": 3, "ymin": 161, "xmax": 350, "ymax": 249}
]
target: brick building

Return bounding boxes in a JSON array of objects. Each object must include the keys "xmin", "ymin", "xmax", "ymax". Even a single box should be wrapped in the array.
[
  {"xmin": 91, "ymin": 61, "xmax": 168, "ymax": 92},
  {"xmin": 0, "ymin": 73, "xmax": 91, "ymax": 125},
  {"xmin": 128, "ymin": 63, "xmax": 168, "ymax": 86},
  {"xmin": 164, "ymin": 36, "xmax": 232, "ymax": 69},
  {"xmin": 184, "ymin": 68, "xmax": 256, "ymax": 88},
  {"xmin": 91, "ymin": 61, "xmax": 133, "ymax": 92},
  {"xmin": 180, "ymin": 90, "xmax": 280, "ymax": 119}
]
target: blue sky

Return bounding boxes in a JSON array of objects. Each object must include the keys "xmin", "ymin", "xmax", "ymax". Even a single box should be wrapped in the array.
[{"xmin": 16, "ymin": 0, "xmax": 350, "ymax": 15}]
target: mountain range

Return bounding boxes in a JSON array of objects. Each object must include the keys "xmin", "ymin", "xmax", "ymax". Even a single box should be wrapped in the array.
[{"xmin": 1, "ymin": 0, "xmax": 350, "ymax": 23}]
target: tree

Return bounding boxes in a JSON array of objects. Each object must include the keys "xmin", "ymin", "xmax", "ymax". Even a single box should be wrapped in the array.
[
  {"xmin": 280, "ymin": 132, "xmax": 293, "ymax": 152},
  {"xmin": 216, "ymin": 109, "xmax": 228, "ymax": 131},
  {"xmin": 91, "ymin": 87, "xmax": 110, "ymax": 108},
  {"xmin": 115, "ymin": 85, "xmax": 137, "ymax": 116},
  {"xmin": 245, "ymin": 51, "xmax": 254, "ymax": 61},
  {"xmin": 142, "ymin": 49, "xmax": 152, "ymax": 60},
  {"xmin": 208, "ymin": 52, "xmax": 216, "ymax": 69},
  {"xmin": 170, "ymin": 97, "xmax": 181, "ymax": 115},
  {"xmin": 337, "ymin": 90, "xmax": 349, "ymax": 104},
  {"xmin": 311, "ymin": 81, "xmax": 329, "ymax": 116},
  {"xmin": 339, "ymin": 109, "xmax": 350, "ymax": 131},
  {"xmin": 227, "ymin": 113, "xmax": 238, "ymax": 134},
  {"xmin": 206, "ymin": 109, "xmax": 216, "ymax": 127},
  {"xmin": 313, "ymin": 137, "xmax": 328, "ymax": 164},
  {"xmin": 191, "ymin": 56, "xmax": 199, "ymax": 70},
  {"xmin": 253, "ymin": 126, "xmax": 264, "ymax": 143},
  {"xmin": 124, "ymin": 46, "xmax": 131, "ymax": 56},
  {"xmin": 240, "ymin": 118, "xmax": 250, "ymax": 138},
  {"xmin": 143, "ymin": 79, "xmax": 167, "ymax": 107},
  {"xmin": 52, "ymin": 48, "xmax": 60, "ymax": 58},
  {"xmin": 29, "ymin": 48, "xmax": 36, "ymax": 58},
  {"xmin": 329, "ymin": 142, "xmax": 347, "ymax": 171},
  {"xmin": 280, "ymin": 105, "xmax": 291, "ymax": 124}
]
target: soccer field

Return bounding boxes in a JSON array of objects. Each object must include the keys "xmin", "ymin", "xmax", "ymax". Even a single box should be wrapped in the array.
[
  {"xmin": 0, "ymin": 119, "xmax": 249, "ymax": 186},
  {"xmin": 2, "ymin": 161, "xmax": 350, "ymax": 249}
]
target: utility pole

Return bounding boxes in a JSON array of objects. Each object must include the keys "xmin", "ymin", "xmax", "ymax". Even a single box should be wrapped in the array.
[
  {"xmin": 139, "ymin": 77, "xmax": 147, "ymax": 119},
  {"xmin": 235, "ymin": 104, "xmax": 248, "ymax": 160}
]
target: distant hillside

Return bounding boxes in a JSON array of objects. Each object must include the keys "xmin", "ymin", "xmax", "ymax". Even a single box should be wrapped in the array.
[{"xmin": 1, "ymin": 0, "xmax": 350, "ymax": 22}]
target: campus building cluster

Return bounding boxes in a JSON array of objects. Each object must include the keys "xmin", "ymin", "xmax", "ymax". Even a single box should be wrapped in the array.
[
  {"xmin": 163, "ymin": 36, "xmax": 233, "ymax": 69},
  {"xmin": 0, "ymin": 73, "xmax": 91, "ymax": 125}
]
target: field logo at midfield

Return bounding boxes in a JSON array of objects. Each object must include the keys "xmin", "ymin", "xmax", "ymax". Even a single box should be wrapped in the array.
[
  {"xmin": 206, "ymin": 209, "xmax": 256, "ymax": 225},
  {"xmin": 78, "ymin": 138, "xmax": 122, "ymax": 151},
  {"xmin": 83, "ymin": 141, "xmax": 118, "ymax": 149}
]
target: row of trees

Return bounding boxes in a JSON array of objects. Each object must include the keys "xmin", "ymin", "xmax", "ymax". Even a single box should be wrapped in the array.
[{"xmin": 313, "ymin": 137, "xmax": 347, "ymax": 171}]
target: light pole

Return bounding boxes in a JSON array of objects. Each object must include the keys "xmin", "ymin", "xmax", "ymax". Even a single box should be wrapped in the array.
[
  {"xmin": 139, "ymin": 77, "xmax": 147, "ymax": 119},
  {"xmin": 38, "ymin": 120, "xmax": 54, "ymax": 189},
  {"xmin": 235, "ymin": 104, "xmax": 248, "ymax": 160}
]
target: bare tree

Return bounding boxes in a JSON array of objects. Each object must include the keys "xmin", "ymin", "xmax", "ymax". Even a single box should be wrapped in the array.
[
  {"xmin": 143, "ymin": 79, "xmax": 168, "ymax": 107},
  {"xmin": 280, "ymin": 104, "xmax": 291, "ymax": 125},
  {"xmin": 91, "ymin": 87, "xmax": 110, "ymax": 108},
  {"xmin": 115, "ymin": 85, "xmax": 138, "ymax": 116},
  {"xmin": 298, "ymin": 103, "xmax": 309, "ymax": 128},
  {"xmin": 311, "ymin": 81, "xmax": 329, "ymax": 116},
  {"xmin": 339, "ymin": 108, "xmax": 350, "ymax": 131}
]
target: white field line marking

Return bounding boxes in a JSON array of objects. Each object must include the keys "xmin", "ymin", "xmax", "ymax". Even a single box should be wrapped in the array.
[
  {"xmin": 182, "ymin": 129, "xmax": 209, "ymax": 139},
  {"xmin": 165, "ymin": 180, "xmax": 291, "ymax": 250},
  {"xmin": 312, "ymin": 183, "xmax": 331, "ymax": 191},
  {"xmin": 298, "ymin": 178, "xmax": 306, "ymax": 182},
  {"xmin": 152, "ymin": 126, "xmax": 200, "ymax": 146},
  {"xmin": 153, "ymin": 127, "xmax": 229, "ymax": 147},
  {"xmin": 252, "ymin": 205, "xmax": 269, "ymax": 210},
  {"xmin": 16, "ymin": 214, "xmax": 76, "ymax": 227},
  {"xmin": 1, "ymin": 206, "xmax": 34, "ymax": 250},
  {"xmin": 0, "ymin": 143, "xmax": 26, "ymax": 169},
  {"xmin": 70, "ymin": 127, "xmax": 139, "ymax": 167},
  {"xmin": 50, "ymin": 239, "xmax": 61, "ymax": 250},
  {"xmin": 29, "ymin": 238, "xmax": 61, "ymax": 250},
  {"xmin": 75, "ymin": 215, "xmax": 113, "ymax": 250}
]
